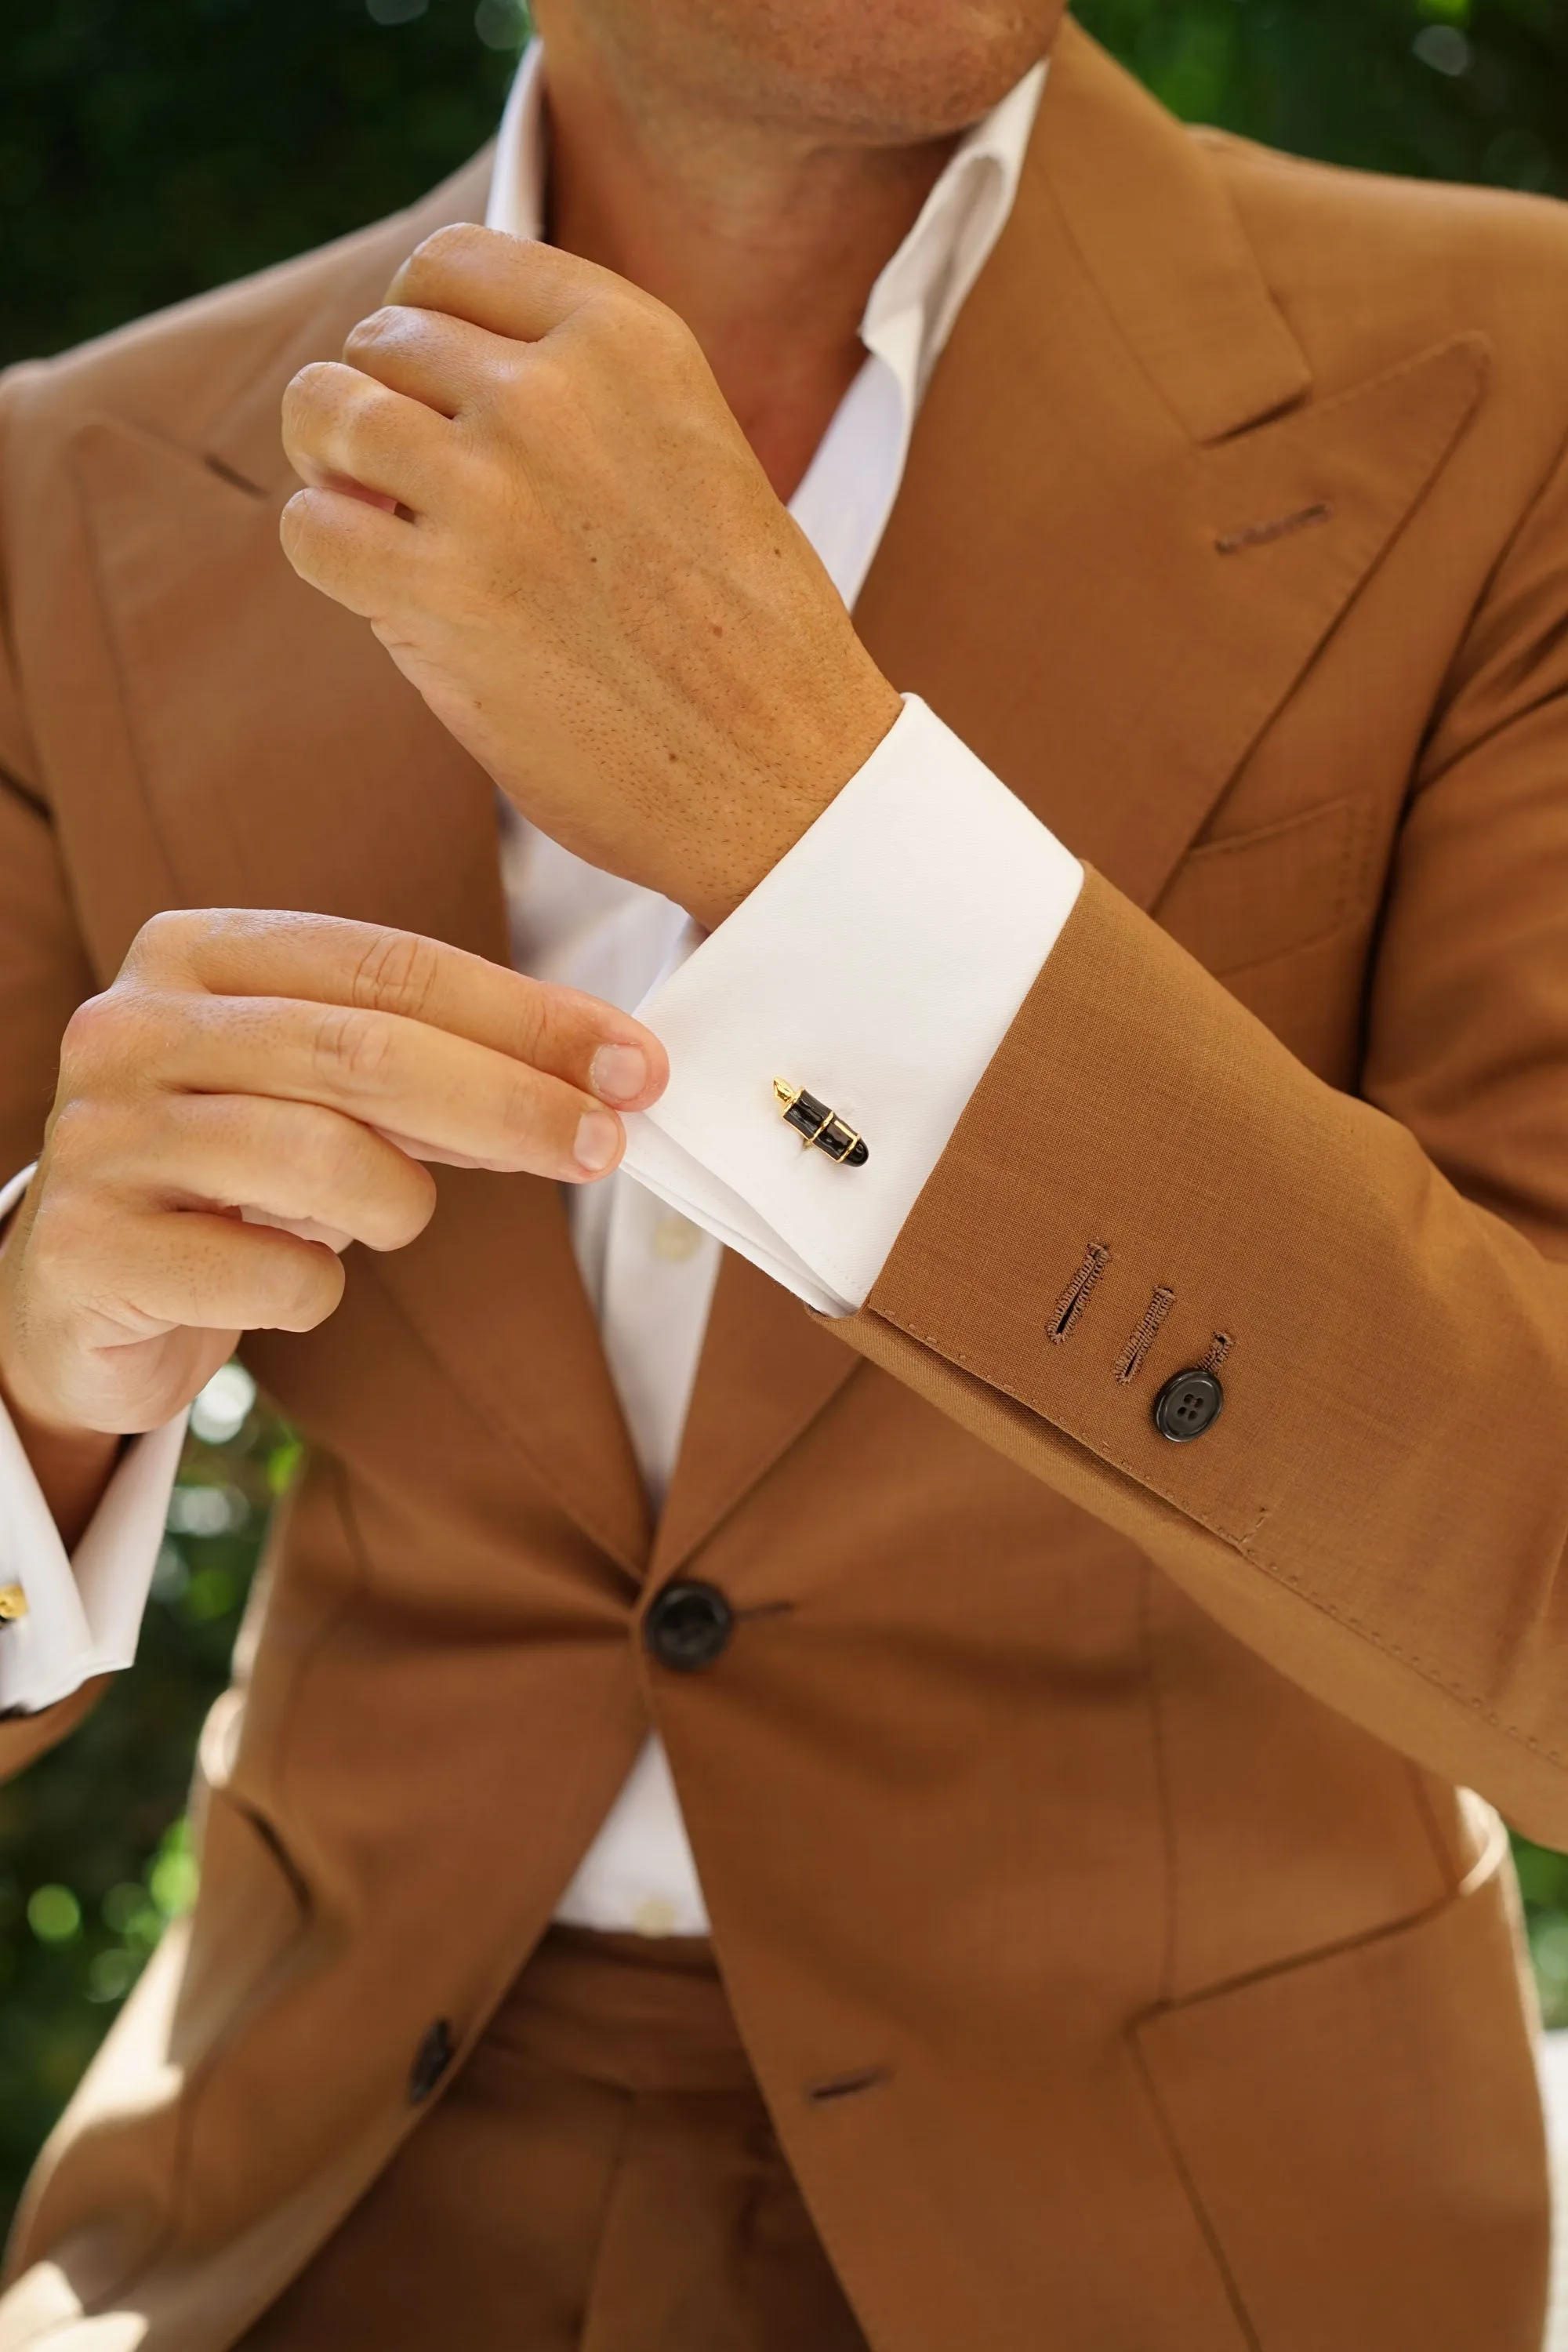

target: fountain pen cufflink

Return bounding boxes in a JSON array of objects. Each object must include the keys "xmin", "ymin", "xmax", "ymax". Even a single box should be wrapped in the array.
[{"xmin": 773, "ymin": 1080, "xmax": 869, "ymax": 1167}]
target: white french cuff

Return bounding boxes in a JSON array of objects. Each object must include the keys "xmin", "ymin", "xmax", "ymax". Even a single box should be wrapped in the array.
[
  {"xmin": 621, "ymin": 695, "xmax": 1083, "ymax": 1316},
  {"xmin": 0, "ymin": 1163, "xmax": 188, "ymax": 1719}
]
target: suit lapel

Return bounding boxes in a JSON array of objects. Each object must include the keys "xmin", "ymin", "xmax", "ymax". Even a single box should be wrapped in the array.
[
  {"xmin": 71, "ymin": 156, "xmax": 650, "ymax": 1579},
  {"xmin": 68, "ymin": 34, "xmax": 1490, "ymax": 1581},
  {"xmin": 854, "ymin": 21, "xmax": 1486, "ymax": 914},
  {"xmin": 666, "ymin": 22, "xmax": 1486, "ymax": 1556},
  {"xmin": 651, "ymin": 1251, "xmax": 859, "ymax": 1582}
]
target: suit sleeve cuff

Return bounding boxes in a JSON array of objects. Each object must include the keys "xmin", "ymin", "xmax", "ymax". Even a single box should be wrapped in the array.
[
  {"xmin": 0, "ymin": 1163, "xmax": 187, "ymax": 1718},
  {"xmin": 620, "ymin": 695, "xmax": 1083, "ymax": 1313}
]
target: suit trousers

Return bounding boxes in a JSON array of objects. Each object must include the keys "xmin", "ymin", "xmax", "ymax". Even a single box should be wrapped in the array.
[{"xmin": 237, "ymin": 1926, "xmax": 872, "ymax": 2352}]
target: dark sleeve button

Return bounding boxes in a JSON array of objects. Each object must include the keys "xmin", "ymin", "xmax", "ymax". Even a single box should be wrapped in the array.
[
  {"xmin": 644, "ymin": 1581, "xmax": 734, "ymax": 1672},
  {"xmin": 408, "ymin": 2018, "xmax": 456, "ymax": 2104},
  {"xmin": 1153, "ymin": 1367, "xmax": 1225, "ymax": 1443}
]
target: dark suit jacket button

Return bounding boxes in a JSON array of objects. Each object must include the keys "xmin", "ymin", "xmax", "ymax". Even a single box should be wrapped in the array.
[
  {"xmin": 408, "ymin": 2019, "xmax": 456, "ymax": 2104},
  {"xmin": 1153, "ymin": 1367, "xmax": 1225, "ymax": 1443},
  {"xmin": 644, "ymin": 1581, "xmax": 734, "ymax": 1672}
]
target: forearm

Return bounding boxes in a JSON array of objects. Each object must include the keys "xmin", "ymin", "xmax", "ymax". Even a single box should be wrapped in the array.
[{"xmin": 840, "ymin": 871, "xmax": 1568, "ymax": 1838}]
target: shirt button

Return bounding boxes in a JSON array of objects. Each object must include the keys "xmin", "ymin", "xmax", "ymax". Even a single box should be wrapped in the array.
[
  {"xmin": 644, "ymin": 1580, "xmax": 734, "ymax": 1672},
  {"xmin": 631, "ymin": 1895, "xmax": 681, "ymax": 1938},
  {"xmin": 1152, "ymin": 1368, "xmax": 1225, "ymax": 1443},
  {"xmin": 651, "ymin": 1210, "xmax": 702, "ymax": 1264}
]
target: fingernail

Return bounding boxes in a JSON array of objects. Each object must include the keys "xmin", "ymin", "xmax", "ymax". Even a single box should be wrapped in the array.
[
  {"xmin": 573, "ymin": 1109, "xmax": 620, "ymax": 1174},
  {"xmin": 590, "ymin": 1044, "xmax": 648, "ymax": 1105}
]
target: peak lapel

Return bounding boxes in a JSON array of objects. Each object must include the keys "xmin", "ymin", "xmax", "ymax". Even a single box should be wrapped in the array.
[
  {"xmin": 661, "ymin": 24, "xmax": 1490, "ymax": 1563},
  {"xmin": 70, "ymin": 157, "xmax": 650, "ymax": 1578},
  {"xmin": 855, "ymin": 23, "xmax": 1487, "ymax": 913},
  {"xmin": 650, "ymin": 1250, "xmax": 861, "ymax": 1584}
]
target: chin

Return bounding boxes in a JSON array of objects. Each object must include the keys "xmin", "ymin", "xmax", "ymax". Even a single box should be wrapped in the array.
[{"xmin": 598, "ymin": 1, "xmax": 1066, "ymax": 145}]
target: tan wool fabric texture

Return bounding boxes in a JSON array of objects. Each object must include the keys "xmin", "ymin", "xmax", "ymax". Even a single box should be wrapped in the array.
[
  {"xmin": 1, "ymin": 20, "xmax": 1566, "ymax": 2350},
  {"xmin": 234, "ymin": 1929, "xmax": 869, "ymax": 2352}
]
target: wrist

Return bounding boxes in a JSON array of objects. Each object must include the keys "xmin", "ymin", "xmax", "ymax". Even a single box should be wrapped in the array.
[
  {"xmin": 0, "ymin": 1381, "xmax": 124, "ymax": 1557},
  {"xmin": 0, "ymin": 1234, "xmax": 123, "ymax": 1546},
  {"xmin": 686, "ymin": 670, "xmax": 904, "ymax": 931},
  {"xmin": 0, "ymin": 1366, "xmax": 126, "ymax": 1556}
]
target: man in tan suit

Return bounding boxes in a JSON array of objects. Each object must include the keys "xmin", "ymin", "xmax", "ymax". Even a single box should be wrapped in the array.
[{"xmin": 1, "ymin": 0, "xmax": 1566, "ymax": 2342}]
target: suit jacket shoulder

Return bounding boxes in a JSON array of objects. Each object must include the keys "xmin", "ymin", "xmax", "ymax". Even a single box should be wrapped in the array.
[{"xmin": 1199, "ymin": 122, "xmax": 1568, "ymax": 419}]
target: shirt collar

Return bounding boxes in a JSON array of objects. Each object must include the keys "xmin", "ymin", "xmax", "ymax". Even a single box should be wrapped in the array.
[
  {"xmin": 485, "ymin": 40, "xmax": 1047, "ymax": 396},
  {"xmin": 485, "ymin": 37, "xmax": 549, "ymax": 242},
  {"xmin": 861, "ymin": 59, "xmax": 1046, "ymax": 396}
]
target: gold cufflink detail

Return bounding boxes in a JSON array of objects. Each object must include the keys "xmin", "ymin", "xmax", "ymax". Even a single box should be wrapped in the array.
[
  {"xmin": 773, "ymin": 1080, "xmax": 869, "ymax": 1167},
  {"xmin": 0, "ymin": 1584, "xmax": 30, "ymax": 1624}
]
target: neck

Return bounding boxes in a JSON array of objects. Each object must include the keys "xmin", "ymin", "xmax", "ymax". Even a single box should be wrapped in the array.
[{"xmin": 531, "ymin": 14, "xmax": 962, "ymax": 500}]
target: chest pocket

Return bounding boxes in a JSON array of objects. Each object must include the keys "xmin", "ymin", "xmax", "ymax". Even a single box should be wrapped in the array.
[{"xmin": 1155, "ymin": 793, "xmax": 1374, "ymax": 978}]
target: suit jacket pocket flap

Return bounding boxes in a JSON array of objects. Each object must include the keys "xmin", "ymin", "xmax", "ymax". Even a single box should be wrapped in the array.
[
  {"xmin": 1155, "ymin": 793, "xmax": 1371, "ymax": 976},
  {"xmin": 1132, "ymin": 1841, "xmax": 1548, "ymax": 2352}
]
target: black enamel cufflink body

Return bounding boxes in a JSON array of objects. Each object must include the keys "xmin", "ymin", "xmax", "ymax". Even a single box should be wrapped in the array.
[{"xmin": 773, "ymin": 1080, "xmax": 868, "ymax": 1167}]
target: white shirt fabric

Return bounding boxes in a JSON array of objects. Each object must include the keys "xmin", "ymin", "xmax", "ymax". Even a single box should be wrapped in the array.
[{"xmin": 0, "ymin": 42, "xmax": 1083, "ymax": 1939}]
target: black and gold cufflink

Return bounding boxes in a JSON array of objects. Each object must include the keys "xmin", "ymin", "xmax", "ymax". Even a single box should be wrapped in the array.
[
  {"xmin": 0, "ymin": 1584, "xmax": 29, "ymax": 1625},
  {"xmin": 773, "ymin": 1080, "xmax": 868, "ymax": 1167}
]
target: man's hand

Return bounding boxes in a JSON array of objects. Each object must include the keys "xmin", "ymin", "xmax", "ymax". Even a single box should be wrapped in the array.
[
  {"xmin": 0, "ymin": 909, "xmax": 666, "ymax": 1450},
  {"xmin": 278, "ymin": 227, "xmax": 903, "ymax": 931}
]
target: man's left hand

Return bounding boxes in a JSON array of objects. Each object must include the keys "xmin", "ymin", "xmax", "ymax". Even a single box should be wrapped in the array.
[{"xmin": 280, "ymin": 226, "xmax": 902, "ymax": 931}]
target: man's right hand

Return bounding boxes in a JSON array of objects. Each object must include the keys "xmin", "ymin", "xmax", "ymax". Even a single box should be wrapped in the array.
[{"xmin": 0, "ymin": 909, "xmax": 667, "ymax": 1465}]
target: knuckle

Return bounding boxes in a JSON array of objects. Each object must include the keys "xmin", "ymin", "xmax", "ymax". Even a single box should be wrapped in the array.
[
  {"xmin": 293, "ymin": 1112, "xmax": 358, "ymax": 1204},
  {"xmin": 349, "ymin": 927, "xmax": 439, "ymax": 1022},
  {"xmin": 58, "ymin": 989, "xmax": 173, "ymax": 1097},
  {"xmin": 275, "ymin": 1251, "xmax": 343, "ymax": 1332},
  {"xmin": 125, "ymin": 906, "xmax": 201, "ymax": 976},
  {"xmin": 342, "ymin": 305, "xmax": 402, "ymax": 365},
  {"xmin": 25, "ymin": 1182, "xmax": 104, "ymax": 1294},
  {"xmin": 315, "ymin": 1004, "xmax": 394, "ymax": 1091},
  {"xmin": 278, "ymin": 488, "xmax": 320, "ymax": 564},
  {"xmin": 64, "ymin": 985, "xmax": 190, "ymax": 1099},
  {"xmin": 40, "ymin": 1094, "xmax": 101, "ymax": 1175},
  {"xmin": 640, "ymin": 292, "xmax": 692, "ymax": 352},
  {"xmin": 24, "ymin": 1174, "xmax": 75, "ymax": 1255},
  {"xmin": 599, "ymin": 284, "xmax": 687, "ymax": 361},
  {"xmin": 280, "ymin": 367, "xmax": 330, "ymax": 448},
  {"xmin": 284, "ymin": 358, "xmax": 338, "ymax": 411},
  {"xmin": 343, "ymin": 369, "xmax": 392, "ymax": 436},
  {"xmin": 59, "ymin": 989, "xmax": 122, "ymax": 1077},
  {"xmin": 410, "ymin": 223, "xmax": 481, "ymax": 278},
  {"xmin": 495, "ymin": 1069, "xmax": 548, "ymax": 1153},
  {"xmin": 378, "ymin": 1161, "xmax": 438, "ymax": 1250},
  {"xmin": 517, "ymin": 347, "xmax": 570, "ymax": 414},
  {"xmin": 506, "ymin": 978, "xmax": 564, "ymax": 1069}
]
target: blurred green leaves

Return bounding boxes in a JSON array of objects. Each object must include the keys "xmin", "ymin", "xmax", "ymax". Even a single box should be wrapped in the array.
[
  {"xmin": 0, "ymin": 0, "xmax": 528, "ymax": 368},
  {"xmin": 1075, "ymin": 0, "xmax": 1568, "ymax": 194},
  {"xmin": 0, "ymin": 1383, "xmax": 294, "ymax": 2221}
]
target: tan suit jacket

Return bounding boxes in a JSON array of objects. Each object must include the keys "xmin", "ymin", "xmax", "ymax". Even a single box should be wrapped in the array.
[{"xmin": 2, "ymin": 21, "xmax": 1566, "ymax": 2348}]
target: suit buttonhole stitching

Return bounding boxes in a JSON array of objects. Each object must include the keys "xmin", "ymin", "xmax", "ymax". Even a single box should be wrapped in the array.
[
  {"xmin": 1047, "ymin": 1241, "xmax": 1112, "ymax": 1345},
  {"xmin": 1113, "ymin": 1287, "xmax": 1175, "ymax": 1385}
]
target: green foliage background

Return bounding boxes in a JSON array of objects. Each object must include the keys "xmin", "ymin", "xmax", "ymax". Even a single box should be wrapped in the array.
[{"xmin": 4, "ymin": 0, "xmax": 1568, "ymax": 2235}]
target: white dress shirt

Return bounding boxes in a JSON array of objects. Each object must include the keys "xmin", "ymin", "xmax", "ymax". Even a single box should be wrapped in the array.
[{"xmin": 0, "ymin": 42, "xmax": 1083, "ymax": 1939}]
